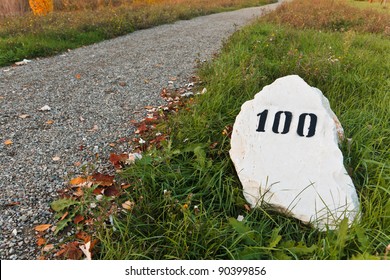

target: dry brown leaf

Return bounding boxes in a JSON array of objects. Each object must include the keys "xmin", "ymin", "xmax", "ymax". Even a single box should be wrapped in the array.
[
  {"xmin": 74, "ymin": 215, "xmax": 84, "ymax": 224},
  {"xmin": 19, "ymin": 114, "xmax": 30, "ymax": 119},
  {"xmin": 75, "ymin": 231, "xmax": 90, "ymax": 243},
  {"xmin": 104, "ymin": 186, "xmax": 120, "ymax": 197},
  {"xmin": 43, "ymin": 244, "xmax": 54, "ymax": 252},
  {"xmin": 92, "ymin": 173, "xmax": 114, "ymax": 187},
  {"xmin": 37, "ymin": 237, "xmax": 46, "ymax": 246},
  {"xmin": 46, "ymin": 120, "xmax": 54, "ymax": 125},
  {"xmin": 35, "ymin": 224, "xmax": 51, "ymax": 232},
  {"xmin": 74, "ymin": 161, "xmax": 81, "ymax": 167},
  {"xmin": 109, "ymin": 153, "xmax": 129, "ymax": 169},
  {"xmin": 55, "ymin": 241, "xmax": 82, "ymax": 260},
  {"xmin": 75, "ymin": 74, "xmax": 81, "ymax": 79},
  {"xmin": 69, "ymin": 177, "xmax": 87, "ymax": 186},
  {"xmin": 4, "ymin": 139, "xmax": 13, "ymax": 145}
]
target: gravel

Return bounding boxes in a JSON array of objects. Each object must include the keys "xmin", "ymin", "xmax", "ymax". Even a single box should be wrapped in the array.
[{"xmin": 0, "ymin": 1, "xmax": 286, "ymax": 259}]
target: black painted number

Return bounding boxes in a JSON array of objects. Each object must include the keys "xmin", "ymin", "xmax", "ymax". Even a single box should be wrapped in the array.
[{"xmin": 256, "ymin": 110, "xmax": 317, "ymax": 137}]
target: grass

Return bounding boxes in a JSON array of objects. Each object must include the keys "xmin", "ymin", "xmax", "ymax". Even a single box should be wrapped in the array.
[
  {"xmin": 0, "ymin": 0, "xmax": 275, "ymax": 66},
  {"xmin": 45, "ymin": 0, "xmax": 389, "ymax": 260}
]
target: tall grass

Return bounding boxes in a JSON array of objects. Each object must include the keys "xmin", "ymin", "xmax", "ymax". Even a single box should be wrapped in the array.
[
  {"xmin": 93, "ymin": 0, "xmax": 389, "ymax": 260},
  {"xmin": 0, "ymin": 0, "xmax": 29, "ymax": 17}
]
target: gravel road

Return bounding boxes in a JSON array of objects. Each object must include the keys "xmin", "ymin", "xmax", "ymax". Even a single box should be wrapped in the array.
[{"xmin": 0, "ymin": 1, "xmax": 286, "ymax": 259}]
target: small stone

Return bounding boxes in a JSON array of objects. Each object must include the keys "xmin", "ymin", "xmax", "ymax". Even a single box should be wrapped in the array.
[
  {"xmin": 39, "ymin": 105, "xmax": 51, "ymax": 111},
  {"xmin": 19, "ymin": 215, "xmax": 27, "ymax": 222},
  {"xmin": 12, "ymin": 229, "xmax": 17, "ymax": 236},
  {"xmin": 230, "ymin": 75, "xmax": 359, "ymax": 230}
]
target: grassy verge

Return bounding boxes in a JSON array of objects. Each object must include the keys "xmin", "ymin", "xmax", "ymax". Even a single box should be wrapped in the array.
[
  {"xmin": 0, "ymin": 0, "xmax": 275, "ymax": 67},
  {"xmin": 45, "ymin": 0, "xmax": 389, "ymax": 260}
]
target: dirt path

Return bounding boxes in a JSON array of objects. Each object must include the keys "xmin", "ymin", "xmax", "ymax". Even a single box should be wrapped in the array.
[{"xmin": 0, "ymin": 0, "xmax": 287, "ymax": 259}]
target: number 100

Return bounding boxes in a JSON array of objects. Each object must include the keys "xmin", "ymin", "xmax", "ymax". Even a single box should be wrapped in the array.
[{"xmin": 256, "ymin": 110, "xmax": 317, "ymax": 137}]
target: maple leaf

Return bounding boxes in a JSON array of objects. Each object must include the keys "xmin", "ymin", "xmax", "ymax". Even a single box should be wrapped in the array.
[
  {"xmin": 55, "ymin": 241, "xmax": 83, "ymax": 260},
  {"xmin": 35, "ymin": 224, "xmax": 51, "ymax": 232}
]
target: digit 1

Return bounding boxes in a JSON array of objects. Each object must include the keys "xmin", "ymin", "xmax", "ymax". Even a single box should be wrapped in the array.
[
  {"xmin": 272, "ymin": 111, "xmax": 292, "ymax": 134},
  {"xmin": 297, "ymin": 113, "xmax": 317, "ymax": 137},
  {"xmin": 256, "ymin": 109, "xmax": 268, "ymax": 132}
]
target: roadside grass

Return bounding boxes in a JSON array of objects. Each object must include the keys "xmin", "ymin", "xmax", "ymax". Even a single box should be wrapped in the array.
[
  {"xmin": 0, "ymin": 0, "xmax": 275, "ymax": 67},
  {"xmin": 93, "ymin": 1, "xmax": 389, "ymax": 260}
]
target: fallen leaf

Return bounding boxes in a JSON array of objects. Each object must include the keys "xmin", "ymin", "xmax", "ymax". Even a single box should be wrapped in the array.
[
  {"xmin": 109, "ymin": 153, "xmax": 128, "ymax": 169},
  {"xmin": 104, "ymin": 186, "xmax": 120, "ymax": 197},
  {"xmin": 55, "ymin": 241, "xmax": 82, "ymax": 260},
  {"xmin": 75, "ymin": 74, "xmax": 81, "ymax": 79},
  {"xmin": 74, "ymin": 161, "xmax": 81, "ymax": 167},
  {"xmin": 43, "ymin": 244, "xmax": 54, "ymax": 252},
  {"xmin": 119, "ymin": 81, "xmax": 127, "ymax": 87},
  {"xmin": 52, "ymin": 156, "xmax": 60, "ymax": 161},
  {"xmin": 93, "ymin": 187, "xmax": 104, "ymax": 195},
  {"xmin": 46, "ymin": 120, "xmax": 54, "ymax": 125},
  {"xmin": 37, "ymin": 237, "xmax": 46, "ymax": 246},
  {"xmin": 35, "ymin": 224, "xmax": 51, "ymax": 232},
  {"xmin": 144, "ymin": 106, "xmax": 154, "ymax": 110},
  {"xmin": 135, "ymin": 123, "xmax": 148, "ymax": 134},
  {"xmin": 92, "ymin": 173, "xmax": 114, "ymax": 187},
  {"xmin": 75, "ymin": 231, "xmax": 90, "ymax": 243},
  {"xmin": 4, "ymin": 139, "xmax": 13, "ymax": 145},
  {"xmin": 69, "ymin": 177, "xmax": 88, "ymax": 186},
  {"xmin": 244, "ymin": 204, "xmax": 251, "ymax": 212},
  {"xmin": 109, "ymin": 143, "xmax": 116, "ymax": 147},
  {"xmin": 74, "ymin": 215, "xmax": 84, "ymax": 224},
  {"xmin": 79, "ymin": 241, "xmax": 92, "ymax": 260},
  {"xmin": 19, "ymin": 114, "xmax": 30, "ymax": 119},
  {"xmin": 122, "ymin": 200, "xmax": 135, "ymax": 211}
]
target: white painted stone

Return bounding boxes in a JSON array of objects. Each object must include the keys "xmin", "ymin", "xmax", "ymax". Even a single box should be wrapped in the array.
[{"xmin": 229, "ymin": 75, "xmax": 360, "ymax": 230}]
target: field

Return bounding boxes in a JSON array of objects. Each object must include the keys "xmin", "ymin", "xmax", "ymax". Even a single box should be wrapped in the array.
[{"xmin": 0, "ymin": 0, "xmax": 275, "ymax": 66}]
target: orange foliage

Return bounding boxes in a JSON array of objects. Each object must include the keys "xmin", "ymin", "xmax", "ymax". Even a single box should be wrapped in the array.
[{"xmin": 29, "ymin": 0, "xmax": 53, "ymax": 15}]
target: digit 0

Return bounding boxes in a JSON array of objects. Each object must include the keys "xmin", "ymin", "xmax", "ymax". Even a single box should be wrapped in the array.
[{"xmin": 256, "ymin": 110, "xmax": 317, "ymax": 137}]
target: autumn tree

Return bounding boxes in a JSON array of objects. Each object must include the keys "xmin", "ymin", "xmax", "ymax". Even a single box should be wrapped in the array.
[{"xmin": 29, "ymin": 0, "xmax": 53, "ymax": 15}]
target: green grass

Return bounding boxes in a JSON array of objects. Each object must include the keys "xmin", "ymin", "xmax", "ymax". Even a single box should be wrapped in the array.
[
  {"xmin": 0, "ymin": 0, "xmax": 275, "ymax": 67},
  {"xmin": 93, "ymin": 18, "xmax": 389, "ymax": 259}
]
